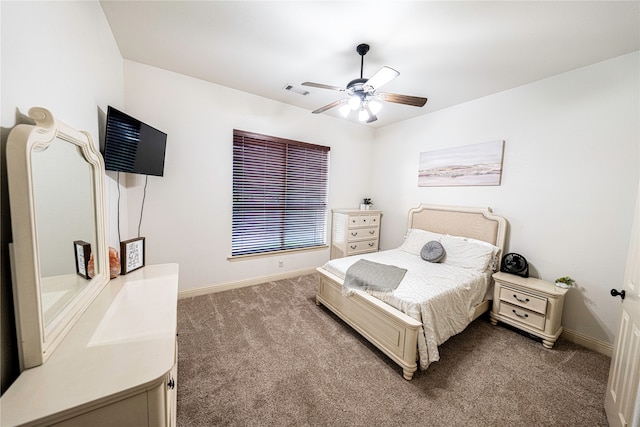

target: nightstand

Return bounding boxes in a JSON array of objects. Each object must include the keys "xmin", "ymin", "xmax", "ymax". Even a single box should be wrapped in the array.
[{"xmin": 490, "ymin": 272, "xmax": 569, "ymax": 348}]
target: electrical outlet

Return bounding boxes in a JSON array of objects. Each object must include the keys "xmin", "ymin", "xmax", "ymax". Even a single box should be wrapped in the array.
[{"xmin": 278, "ymin": 260, "xmax": 284, "ymax": 268}]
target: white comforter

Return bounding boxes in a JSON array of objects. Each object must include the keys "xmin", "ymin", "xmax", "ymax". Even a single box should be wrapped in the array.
[{"xmin": 321, "ymin": 249, "xmax": 491, "ymax": 369}]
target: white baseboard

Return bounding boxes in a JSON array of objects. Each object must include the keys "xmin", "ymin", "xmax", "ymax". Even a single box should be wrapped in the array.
[
  {"xmin": 178, "ymin": 268, "xmax": 317, "ymax": 300},
  {"xmin": 561, "ymin": 327, "xmax": 613, "ymax": 357}
]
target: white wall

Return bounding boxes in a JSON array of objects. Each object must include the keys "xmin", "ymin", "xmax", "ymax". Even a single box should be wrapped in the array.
[
  {"xmin": 1, "ymin": 2, "xmax": 123, "ymax": 135},
  {"xmin": 0, "ymin": 0, "xmax": 126, "ymax": 249},
  {"xmin": 371, "ymin": 52, "xmax": 639, "ymax": 345},
  {"xmin": 122, "ymin": 60, "xmax": 374, "ymax": 292},
  {"xmin": 1, "ymin": 0, "xmax": 124, "ymax": 392}
]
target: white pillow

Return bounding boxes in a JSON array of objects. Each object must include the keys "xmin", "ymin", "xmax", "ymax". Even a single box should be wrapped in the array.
[
  {"xmin": 441, "ymin": 234, "xmax": 500, "ymax": 272},
  {"xmin": 398, "ymin": 229, "xmax": 444, "ymax": 255}
]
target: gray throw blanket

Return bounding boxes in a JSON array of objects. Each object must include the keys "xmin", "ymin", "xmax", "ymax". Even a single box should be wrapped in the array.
[{"xmin": 343, "ymin": 259, "xmax": 407, "ymax": 293}]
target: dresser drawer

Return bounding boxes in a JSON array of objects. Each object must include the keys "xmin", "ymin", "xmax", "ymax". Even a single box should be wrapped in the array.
[
  {"xmin": 349, "ymin": 215, "xmax": 365, "ymax": 227},
  {"xmin": 348, "ymin": 214, "xmax": 380, "ymax": 228},
  {"xmin": 347, "ymin": 227, "xmax": 378, "ymax": 241},
  {"xmin": 499, "ymin": 286, "xmax": 547, "ymax": 315},
  {"xmin": 346, "ymin": 239, "xmax": 378, "ymax": 254},
  {"xmin": 498, "ymin": 301, "xmax": 546, "ymax": 330}
]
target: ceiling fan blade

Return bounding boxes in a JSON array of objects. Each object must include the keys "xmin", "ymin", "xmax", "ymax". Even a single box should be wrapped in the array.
[
  {"xmin": 302, "ymin": 82, "xmax": 345, "ymax": 91},
  {"xmin": 378, "ymin": 92, "xmax": 428, "ymax": 107},
  {"xmin": 312, "ymin": 99, "xmax": 345, "ymax": 114},
  {"xmin": 364, "ymin": 66, "xmax": 399, "ymax": 91}
]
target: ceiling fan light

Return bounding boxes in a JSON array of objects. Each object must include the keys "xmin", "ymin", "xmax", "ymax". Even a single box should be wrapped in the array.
[
  {"xmin": 348, "ymin": 96, "xmax": 361, "ymax": 110},
  {"xmin": 358, "ymin": 108, "xmax": 370, "ymax": 122},
  {"xmin": 339, "ymin": 104, "xmax": 351, "ymax": 117},
  {"xmin": 368, "ymin": 100, "xmax": 382, "ymax": 115}
]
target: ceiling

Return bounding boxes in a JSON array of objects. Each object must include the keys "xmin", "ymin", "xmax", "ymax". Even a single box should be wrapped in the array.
[{"xmin": 99, "ymin": 1, "xmax": 640, "ymax": 128}]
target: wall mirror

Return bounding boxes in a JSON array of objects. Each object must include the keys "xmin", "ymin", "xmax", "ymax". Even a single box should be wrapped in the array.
[{"xmin": 7, "ymin": 107, "xmax": 109, "ymax": 370}]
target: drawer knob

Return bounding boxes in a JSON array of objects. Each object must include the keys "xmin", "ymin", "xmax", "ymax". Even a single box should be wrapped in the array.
[
  {"xmin": 351, "ymin": 232, "xmax": 358, "ymax": 236},
  {"xmin": 368, "ymin": 243, "xmax": 374, "ymax": 247},
  {"xmin": 512, "ymin": 310, "xmax": 529, "ymax": 319},
  {"xmin": 513, "ymin": 295, "xmax": 530, "ymax": 303},
  {"xmin": 350, "ymin": 245, "xmax": 357, "ymax": 249},
  {"xmin": 369, "ymin": 230, "xmax": 375, "ymax": 234}
]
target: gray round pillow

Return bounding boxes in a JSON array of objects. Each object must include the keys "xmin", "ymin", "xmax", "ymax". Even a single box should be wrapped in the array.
[{"xmin": 421, "ymin": 241, "xmax": 445, "ymax": 263}]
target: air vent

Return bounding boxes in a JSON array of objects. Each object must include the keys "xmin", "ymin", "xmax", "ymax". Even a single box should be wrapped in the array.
[{"xmin": 283, "ymin": 84, "xmax": 309, "ymax": 96}]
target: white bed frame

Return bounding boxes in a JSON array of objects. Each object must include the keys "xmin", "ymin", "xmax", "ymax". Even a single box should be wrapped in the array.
[{"xmin": 316, "ymin": 204, "xmax": 507, "ymax": 380}]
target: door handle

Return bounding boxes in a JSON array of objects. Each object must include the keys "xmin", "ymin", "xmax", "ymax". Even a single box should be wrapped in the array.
[{"xmin": 610, "ymin": 289, "xmax": 626, "ymax": 300}]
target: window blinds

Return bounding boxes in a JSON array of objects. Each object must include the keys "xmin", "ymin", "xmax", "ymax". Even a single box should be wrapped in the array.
[{"xmin": 232, "ymin": 130, "xmax": 330, "ymax": 256}]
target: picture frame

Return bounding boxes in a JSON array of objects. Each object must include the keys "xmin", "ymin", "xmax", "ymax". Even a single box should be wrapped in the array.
[
  {"xmin": 418, "ymin": 140, "xmax": 505, "ymax": 187},
  {"xmin": 73, "ymin": 240, "xmax": 92, "ymax": 279},
  {"xmin": 120, "ymin": 237, "xmax": 145, "ymax": 275}
]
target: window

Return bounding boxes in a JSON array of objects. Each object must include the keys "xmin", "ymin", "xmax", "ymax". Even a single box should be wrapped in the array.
[{"xmin": 232, "ymin": 130, "xmax": 330, "ymax": 257}]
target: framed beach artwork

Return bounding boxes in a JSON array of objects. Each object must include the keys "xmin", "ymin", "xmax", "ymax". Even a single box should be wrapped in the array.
[{"xmin": 418, "ymin": 140, "xmax": 505, "ymax": 187}]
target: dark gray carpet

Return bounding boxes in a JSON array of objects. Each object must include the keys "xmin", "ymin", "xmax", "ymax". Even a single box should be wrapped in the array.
[{"xmin": 176, "ymin": 274, "xmax": 610, "ymax": 426}]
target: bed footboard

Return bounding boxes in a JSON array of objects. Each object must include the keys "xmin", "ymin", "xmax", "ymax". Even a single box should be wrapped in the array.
[{"xmin": 316, "ymin": 267, "xmax": 422, "ymax": 380}]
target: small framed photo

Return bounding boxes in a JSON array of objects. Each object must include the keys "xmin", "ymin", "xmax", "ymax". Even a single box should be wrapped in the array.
[
  {"xmin": 74, "ymin": 240, "xmax": 92, "ymax": 279},
  {"xmin": 120, "ymin": 237, "xmax": 145, "ymax": 275}
]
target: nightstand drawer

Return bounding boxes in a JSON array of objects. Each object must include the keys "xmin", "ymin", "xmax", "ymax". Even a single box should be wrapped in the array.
[
  {"xmin": 346, "ymin": 239, "xmax": 378, "ymax": 254},
  {"xmin": 499, "ymin": 286, "xmax": 547, "ymax": 315},
  {"xmin": 347, "ymin": 227, "xmax": 378, "ymax": 241},
  {"xmin": 499, "ymin": 301, "xmax": 546, "ymax": 330}
]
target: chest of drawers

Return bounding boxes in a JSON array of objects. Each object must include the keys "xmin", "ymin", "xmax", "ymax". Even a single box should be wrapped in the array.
[
  {"xmin": 490, "ymin": 272, "xmax": 569, "ymax": 348},
  {"xmin": 331, "ymin": 209, "xmax": 381, "ymax": 259}
]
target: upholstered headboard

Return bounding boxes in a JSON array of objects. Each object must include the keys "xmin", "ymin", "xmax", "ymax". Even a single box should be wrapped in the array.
[{"xmin": 407, "ymin": 204, "xmax": 507, "ymax": 252}]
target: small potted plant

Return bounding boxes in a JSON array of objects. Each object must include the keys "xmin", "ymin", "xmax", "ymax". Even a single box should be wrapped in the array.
[
  {"xmin": 555, "ymin": 276, "xmax": 576, "ymax": 289},
  {"xmin": 361, "ymin": 198, "xmax": 373, "ymax": 210}
]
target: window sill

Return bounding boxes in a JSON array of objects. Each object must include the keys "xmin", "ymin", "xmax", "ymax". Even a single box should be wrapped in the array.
[{"xmin": 227, "ymin": 245, "xmax": 328, "ymax": 261}]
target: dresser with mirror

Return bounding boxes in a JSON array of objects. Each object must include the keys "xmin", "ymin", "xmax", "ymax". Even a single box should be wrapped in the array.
[{"xmin": 1, "ymin": 107, "xmax": 178, "ymax": 426}]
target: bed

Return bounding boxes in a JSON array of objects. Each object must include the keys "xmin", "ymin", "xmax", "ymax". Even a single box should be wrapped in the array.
[{"xmin": 315, "ymin": 204, "xmax": 507, "ymax": 380}]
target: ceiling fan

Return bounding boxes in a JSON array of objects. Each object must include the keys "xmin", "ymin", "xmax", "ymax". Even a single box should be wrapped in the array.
[{"xmin": 302, "ymin": 44, "xmax": 428, "ymax": 123}]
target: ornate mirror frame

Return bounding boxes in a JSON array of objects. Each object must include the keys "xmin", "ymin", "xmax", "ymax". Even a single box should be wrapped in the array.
[{"xmin": 7, "ymin": 107, "xmax": 109, "ymax": 370}]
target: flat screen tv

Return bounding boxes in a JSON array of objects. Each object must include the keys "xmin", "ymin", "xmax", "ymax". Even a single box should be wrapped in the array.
[{"xmin": 103, "ymin": 106, "xmax": 167, "ymax": 176}]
